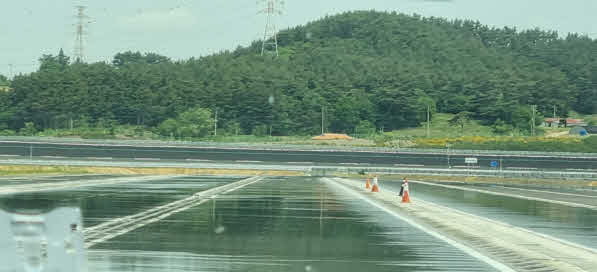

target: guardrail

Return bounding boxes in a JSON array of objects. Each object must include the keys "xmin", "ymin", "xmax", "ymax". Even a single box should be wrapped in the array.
[{"xmin": 312, "ymin": 166, "xmax": 597, "ymax": 180}]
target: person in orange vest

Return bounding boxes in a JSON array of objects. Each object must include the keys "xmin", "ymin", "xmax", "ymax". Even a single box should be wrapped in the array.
[
  {"xmin": 399, "ymin": 178, "xmax": 407, "ymax": 196},
  {"xmin": 401, "ymin": 178, "xmax": 411, "ymax": 203}
]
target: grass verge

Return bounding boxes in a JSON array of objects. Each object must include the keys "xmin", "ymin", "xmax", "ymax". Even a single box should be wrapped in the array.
[
  {"xmin": 0, "ymin": 165, "xmax": 305, "ymax": 177},
  {"xmin": 0, "ymin": 165, "xmax": 90, "ymax": 176}
]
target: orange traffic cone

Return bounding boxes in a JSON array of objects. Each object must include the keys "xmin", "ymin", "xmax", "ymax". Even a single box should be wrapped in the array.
[
  {"xmin": 401, "ymin": 189, "xmax": 411, "ymax": 203},
  {"xmin": 371, "ymin": 176, "xmax": 380, "ymax": 192},
  {"xmin": 365, "ymin": 178, "xmax": 371, "ymax": 189}
]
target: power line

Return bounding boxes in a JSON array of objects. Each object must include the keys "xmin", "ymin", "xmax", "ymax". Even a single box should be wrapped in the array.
[
  {"xmin": 258, "ymin": 0, "xmax": 283, "ymax": 57},
  {"xmin": 74, "ymin": 5, "xmax": 92, "ymax": 62}
]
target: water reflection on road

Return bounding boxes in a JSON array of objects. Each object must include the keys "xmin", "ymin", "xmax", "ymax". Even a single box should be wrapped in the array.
[
  {"xmin": 383, "ymin": 180, "xmax": 597, "ymax": 250},
  {"xmin": 88, "ymin": 177, "xmax": 496, "ymax": 272}
]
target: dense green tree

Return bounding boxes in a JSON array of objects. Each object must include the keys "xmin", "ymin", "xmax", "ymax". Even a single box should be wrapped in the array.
[
  {"xmin": 0, "ymin": 75, "xmax": 8, "ymax": 86},
  {"xmin": 355, "ymin": 120, "xmax": 376, "ymax": 137},
  {"xmin": 157, "ymin": 107, "xmax": 214, "ymax": 138},
  {"xmin": 449, "ymin": 111, "xmax": 473, "ymax": 134},
  {"xmin": 1, "ymin": 11, "xmax": 595, "ymax": 136}
]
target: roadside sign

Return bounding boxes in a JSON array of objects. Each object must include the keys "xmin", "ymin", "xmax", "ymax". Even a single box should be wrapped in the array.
[
  {"xmin": 465, "ymin": 157, "xmax": 478, "ymax": 164},
  {"xmin": 490, "ymin": 160, "xmax": 499, "ymax": 168}
]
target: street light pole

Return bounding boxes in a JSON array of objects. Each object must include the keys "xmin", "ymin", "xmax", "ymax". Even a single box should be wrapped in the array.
[
  {"xmin": 214, "ymin": 109, "xmax": 218, "ymax": 137},
  {"xmin": 531, "ymin": 105, "xmax": 537, "ymax": 136},
  {"xmin": 321, "ymin": 106, "xmax": 325, "ymax": 135},
  {"xmin": 426, "ymin": 105, "xmax": 431, "ymax": 138},
  {"xmin": 446, "ymin": 144, "xmax": 451, "ymax": 169}
]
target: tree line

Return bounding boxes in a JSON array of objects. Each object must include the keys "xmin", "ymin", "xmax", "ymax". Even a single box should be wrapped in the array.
[{"xmin": 0, "ymin": 11, "xmax": 595, "ymax": 137}]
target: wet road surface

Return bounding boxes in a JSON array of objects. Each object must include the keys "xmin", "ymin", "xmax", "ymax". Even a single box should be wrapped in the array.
[
  {"xmin": 86, "ymin": 176, "xmax": 498, "ymax": 271},
  {"xmin": 0, "ymin": 176, "xmax": 241, "ymax": 227},
  {"xmin": 382, "ymin": 180, "xmax": 597, "ymax": 250},
  {"xmin": 3, "ymin": 175, "xmax": 596, "ymax": 271}
]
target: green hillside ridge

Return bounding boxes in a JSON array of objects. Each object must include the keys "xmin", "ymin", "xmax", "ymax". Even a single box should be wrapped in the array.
[{"xmin": 0, "ymin": 10, "xmax": 596, "ymax": 139}]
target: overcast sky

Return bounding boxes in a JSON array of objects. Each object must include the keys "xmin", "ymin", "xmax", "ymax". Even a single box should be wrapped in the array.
[{"xmin": 1, "ymin": 0, "xmax": 596, "ymax": 77}]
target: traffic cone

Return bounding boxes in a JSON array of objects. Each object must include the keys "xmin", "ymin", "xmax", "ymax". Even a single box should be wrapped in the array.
[
  {"xmin": 401, "ymin": 190, "xmax": 411, "ymax": 203},
  {"xmin": 371, "ymin": 176, "xmax": 380, "ymax": 192},
  {"xmin": 365, "ymin": 178, "xmax": 371, "ymax": 189}
]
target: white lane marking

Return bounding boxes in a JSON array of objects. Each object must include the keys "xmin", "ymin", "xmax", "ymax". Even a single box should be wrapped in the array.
[
  {"xmin": 86, "ymin": 157, "xmax": 113, "ymax": 160},
  {"xmin": 134, "ymin": 158, "xmax": 160, "ymax": 161},
  {"xmin": 287, "ymin": 162, "xmax": 313, "ymax": 164},
  {"xmin": 339, "ymin": 163, "xmax": 361, "ymax": 165},
  {"xmin": 566, "ymin": 168, "xmax": 597, "ymax": 172},
  {"xmin": 85, "ymin": 199, "xmax": 208, "ymax": 247},
  {"xmin": 415, "ymin": 197, "xmax": 597, "ymax": 255},
  {"xmin": 506, "ymin": 167, "xmax": 538, "ymax": 170},
  {"xmin": 0, "ymin": 176, "xmax": 180, "ymax": 195},
  {"xmin": 186, "ymin": 159, "xmax": 212, "ymax": 162},
  {"xmin": 236, "ymin": 160, "xmax": 263, "ymax": 163},
  {"xmin": 411, "ymin": 180, "xmax": 597, "ymax": 210},
  {"xmin": 40, "ymin": 156, "xmax": 67, "ymax": 159},
  {"xmin": 491, "ymin": 186, "xmax": 597, "ymax": 199},
  {"xmin": 84, "ymin": 176, "xmax": 264, "ymax": 248},
  {"xmin": 324, "ymin": 178, "xmax": 516, "ymax": 272},
  {"xmin": 395, "ymin": 164, "xmax": 425, "ymax": 167},
  {"xmin": 339, "ymin": 177, "xmax": 597, "ymax": 256},
  {"xmin": 0, "ymin": 154, "xmax": 19, "ymax": 157}
]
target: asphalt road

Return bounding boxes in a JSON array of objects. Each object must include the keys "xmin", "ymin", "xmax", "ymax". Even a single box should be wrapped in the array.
[{"xmin": 0, "ymin": 141, "xmax": 596, "ymax": 171}]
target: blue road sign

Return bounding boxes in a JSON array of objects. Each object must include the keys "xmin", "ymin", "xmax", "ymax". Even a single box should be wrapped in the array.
[{"xmin": 490, "ymin": 160, "xmax": 499, "ymax": 168}]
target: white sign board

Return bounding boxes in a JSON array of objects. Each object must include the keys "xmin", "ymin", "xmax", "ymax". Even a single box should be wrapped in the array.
[
  {"xmin": 465, "ymin": 157, "xmax": 478, "ymax": 164},
  {"xmin": 1, "ymin": 207, "xmax": 87, "ymax": 272}
]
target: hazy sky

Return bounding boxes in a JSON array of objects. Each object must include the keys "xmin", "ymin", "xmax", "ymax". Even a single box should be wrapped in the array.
[{"xmin": 1, "ymin": 0, "xmax": 596, "ymax": 76}]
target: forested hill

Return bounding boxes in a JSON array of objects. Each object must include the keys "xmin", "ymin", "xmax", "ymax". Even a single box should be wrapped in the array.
[{"xmin": 1, "ymin": 11, "xmax": 596, "ymax": 136}]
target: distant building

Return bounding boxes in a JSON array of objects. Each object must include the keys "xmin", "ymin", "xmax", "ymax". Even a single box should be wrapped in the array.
[{"xmin": 544, "ymin": 118, "xmax": 587, "ymax": 127}]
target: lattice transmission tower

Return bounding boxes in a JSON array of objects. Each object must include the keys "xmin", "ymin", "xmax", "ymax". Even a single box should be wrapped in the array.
[
  {"xmin": 74, "ymin": 5, "xmax": 92, "ymax": 62},
  {"xmin": 259, "ymin": 0, "xmax": 283, "ymax": 57}
]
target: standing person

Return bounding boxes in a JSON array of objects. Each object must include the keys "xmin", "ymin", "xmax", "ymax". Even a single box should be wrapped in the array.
[
  {"xmin": 401, "ymin": 178, "xmax": 411, "ymax": 203},
  {"xmin": 399, "ymin": 178, "xmax": 407, "ymax": 196}
]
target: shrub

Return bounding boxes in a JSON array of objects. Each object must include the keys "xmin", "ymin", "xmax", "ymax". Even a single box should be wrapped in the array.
[
  {"xmin": 19, "ymin": 122, "xmax": 37, "ymax": 136},
  {"xmin": 156, "ymin": 108, "xmax": 214, "ymax": 139},
  {"xmin": 252, "ymin": 125, "xmax": 269, "ymax": 137},
  {"xmin": 0, "ymin": 129, "xmax": 16, "ymax": 136},
  {"xmin": 414, "ymin": 136, "xmax": 595, "ymax": 153}
]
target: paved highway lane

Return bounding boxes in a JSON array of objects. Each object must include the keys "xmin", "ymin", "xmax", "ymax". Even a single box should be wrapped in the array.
[
  {"xmin": 87, "ymin": 177, "xmax": 501, "ymax": 272},
  {"xmin": 1, "ymin": 141, "xmax": 597, "ymax": 170}
]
